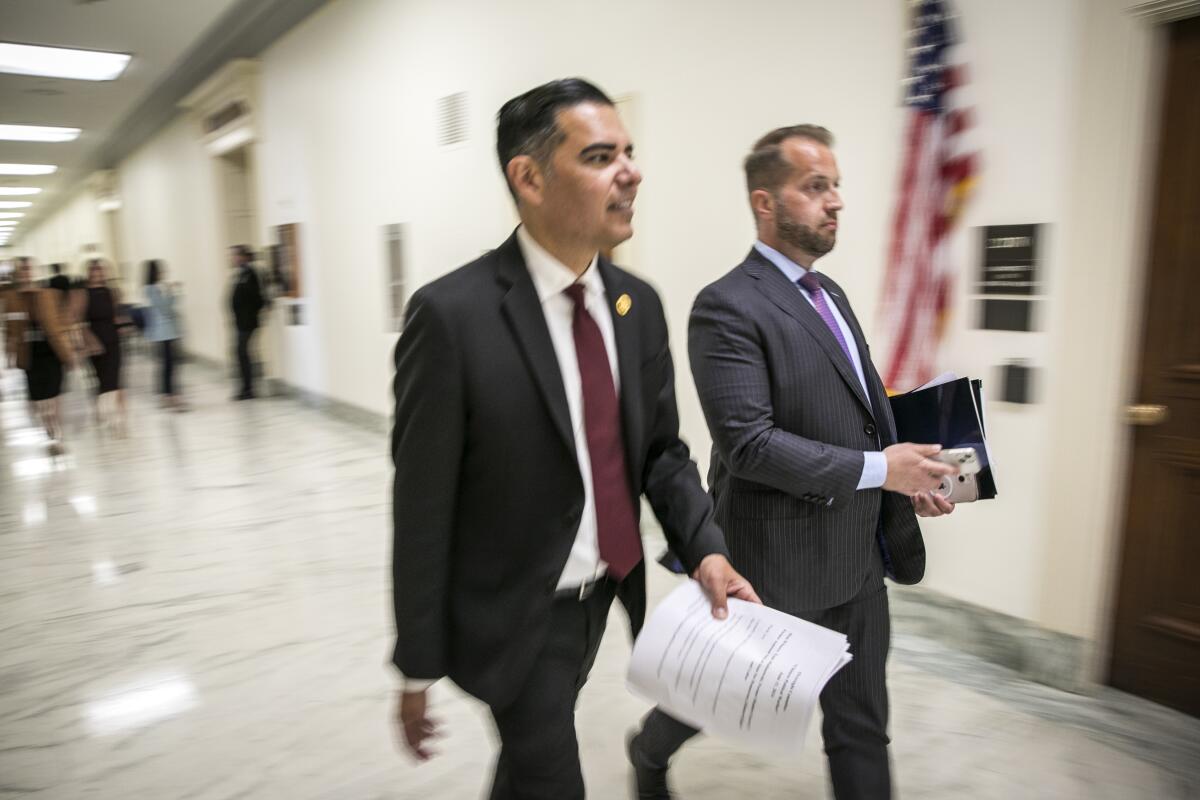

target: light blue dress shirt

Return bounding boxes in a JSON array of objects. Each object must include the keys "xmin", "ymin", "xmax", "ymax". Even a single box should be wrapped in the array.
[
  {"xmin": 753, "ymin": 241, "xmax": 888, "ymax": 491},
  {"xmin": 143, "ymin": 283, "xmax": 180, "ymax": 343}
]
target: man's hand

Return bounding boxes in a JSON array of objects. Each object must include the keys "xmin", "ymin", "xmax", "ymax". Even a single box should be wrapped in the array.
[
  {"xmin": 692, "ymin": 554, "xmax": 762, "ymax": 619},
  {"xmin": 912, "ymin": 491, "xmax": 955, "ymax": 517},
  {"xmin": 882, "ymin": 443, "xmax": 957, "ymax": 496},
  {"xmin": 393, "ymin": 689, "xmax": 440, "ymax": 761}
]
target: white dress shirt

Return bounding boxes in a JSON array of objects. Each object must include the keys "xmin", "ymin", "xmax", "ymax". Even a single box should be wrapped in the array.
[
  {"xmin": 517, "ymin": 225, "xmax": 619, "ymax": 590},
  {"xmin": 753, "ymin": 241, "xmax": 888, "ymax": 490}
]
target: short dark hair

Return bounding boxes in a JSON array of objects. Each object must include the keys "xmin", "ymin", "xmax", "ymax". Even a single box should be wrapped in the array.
[
  {"xmin": 144, "ymin": 259, "xmax": 162, "ymax": 286},
  {"xmin": 496, "ymin": 78, "xmax": 613, "ymax": 199},
  {"xmin": 744, "ymin": 124, "xmax": 835, "ymax": 195},
  {"xmin": 233, "ymin": 244, "xmax": 253, "ymax": 262}
]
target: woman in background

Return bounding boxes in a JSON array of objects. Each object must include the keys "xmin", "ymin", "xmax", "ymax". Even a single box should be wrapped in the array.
[
  {"xmin": 7, "ymin": 257, "xmax": 75, "ymax": 453},
  {"xmin": 143, "ymin": 259, "xmax": 185, "ymax": 410},
  {"xmin": 78, "ymin": 258, "xmax": 128, "ymax": 436}
]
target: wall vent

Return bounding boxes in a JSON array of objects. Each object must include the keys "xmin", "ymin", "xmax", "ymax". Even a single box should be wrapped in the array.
[{"xmin": 436, "ymin": 92, "xmax": 468, "ymax": 147}]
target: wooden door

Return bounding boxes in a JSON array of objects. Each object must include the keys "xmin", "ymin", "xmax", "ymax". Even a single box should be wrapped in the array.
[{"xmin": 1108, "ymin": 16, "xmax": 1200, "ymax": 717}]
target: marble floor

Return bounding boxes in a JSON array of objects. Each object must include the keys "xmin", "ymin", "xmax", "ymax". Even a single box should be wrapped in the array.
[{"xmin": 1, "ymin": 355, "xmax": 1197, "ymax": 799}]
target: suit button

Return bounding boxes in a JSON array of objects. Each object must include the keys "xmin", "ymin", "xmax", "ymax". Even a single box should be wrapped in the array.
[{"xmin": 864, "ymin": 423, "xmax": 877, "ymax": 436}]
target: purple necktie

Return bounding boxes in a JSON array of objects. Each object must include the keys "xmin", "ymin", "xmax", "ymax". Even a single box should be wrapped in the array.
[
  {"xmin": 797, "ymin": 272, "xmax": 853, "ymax": 364},
  {"xmin": 564, "ymin": 284, "xmax": 642, "ymax": 580}
]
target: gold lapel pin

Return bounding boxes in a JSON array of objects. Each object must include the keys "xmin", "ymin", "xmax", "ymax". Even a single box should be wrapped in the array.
[{"xmin": 615, "ymin": 293, "xmax": 632, "ymax": 317}]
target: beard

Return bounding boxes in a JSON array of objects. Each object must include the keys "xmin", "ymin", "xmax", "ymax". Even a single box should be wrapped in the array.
[{"xmin": 775, "ymin": 203, "xmax": 836, "ymax": 258}]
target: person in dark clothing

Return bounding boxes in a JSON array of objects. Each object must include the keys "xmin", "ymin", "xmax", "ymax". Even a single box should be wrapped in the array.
[
  {"xmin": 78, "ymin": 258, "xmax": 128, "ymax": 436},
  {"xmin": 229, "ymin": 245, "xmax": 265, "ymax": 400},
  {"xmin": 6, "ymin": 258, "xmax": 75, "ymax": 453},
  {"xmin": 47, "ymin": 263, "xmax": 71, "ymax": 294}
]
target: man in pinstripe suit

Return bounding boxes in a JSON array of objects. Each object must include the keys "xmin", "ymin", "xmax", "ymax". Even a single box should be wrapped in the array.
[{"xmin": 628, "ymin": 126, "xmax": 957, "ymax": 799}]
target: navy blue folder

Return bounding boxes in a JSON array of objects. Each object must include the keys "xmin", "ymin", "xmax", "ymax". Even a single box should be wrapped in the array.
[{"xmin": 888, "ymin": 377, "xmax": 997, "ymax": 500}]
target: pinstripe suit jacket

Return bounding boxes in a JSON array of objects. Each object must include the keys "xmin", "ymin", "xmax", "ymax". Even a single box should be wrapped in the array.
[{"xmin": 688, "ymin": 248, "xmax": 924, "ymax": 614}]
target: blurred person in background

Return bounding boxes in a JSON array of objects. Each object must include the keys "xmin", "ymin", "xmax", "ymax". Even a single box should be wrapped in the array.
[
  {"xmin": 144, "ymin": 259, "xmax": 186, "ymax": 410},
  {"xmin": 0, "ymin": 268, "xmax": 12, "ymax": 399},
  {"xmin": 229, "ymin": 244, "xmax": 265, "ymax": 400},
  {"xmin": 47, "ymin": 263, "xmax": 70, "ymax": 294},
  {"xmin": 5, "ymin": 257, "xmax": 75, "ymax": 453},
  {"xmin": 77, "ymin": 258, "xmax": 129, "ymax": 436}
]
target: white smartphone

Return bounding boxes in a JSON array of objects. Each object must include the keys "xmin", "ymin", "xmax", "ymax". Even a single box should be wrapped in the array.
[
  {"xmin": 934, "ymin": 471, "xmax": 980, "ymax": 503},
  {"xmin": 932, "ymin": 447, "xmax": 981, "ymax": 476}
]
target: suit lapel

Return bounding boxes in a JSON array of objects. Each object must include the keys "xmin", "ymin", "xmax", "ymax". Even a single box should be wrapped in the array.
[
  {"xmin": 742, "ymin": 250, "xmax": 873, "ymax": 415},
  {"xmin": 496, "ymin": 234, "xmax": 577, "ymax": 459},
  {"xmin": 597, "ymin": 258, "xmax": 644, "ymax": 486}
]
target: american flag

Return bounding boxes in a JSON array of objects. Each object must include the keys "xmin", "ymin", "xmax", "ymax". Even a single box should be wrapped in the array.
[{"xmin": 878, "ymin": 0, "xmax": 978, "ymax": 392}]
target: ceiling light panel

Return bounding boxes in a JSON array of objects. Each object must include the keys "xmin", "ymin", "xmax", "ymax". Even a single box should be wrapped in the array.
[
  {"xmin": 0, "ymin": 42, "xmax": 131, "ymax": 81},
  {"xmin": 0, "ymin": 125, "xmax": 81, "ymax": 143},
  {"xmin": 0, "ymin": 164, "xmax": 57, "ymax": 175}
]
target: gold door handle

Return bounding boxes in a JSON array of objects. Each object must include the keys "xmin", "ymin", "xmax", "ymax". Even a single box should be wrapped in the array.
[{"xmin": 1125, "ymin": 404, "xmax": 1169, "ymax": 426}]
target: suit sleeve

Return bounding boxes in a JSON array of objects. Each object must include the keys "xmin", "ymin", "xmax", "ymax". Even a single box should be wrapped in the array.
[
  {"xmin": 640, "ymin": 291, "xmax": 729, "ymax": 573},
  {"xmin": 391, "ymin": 288, "xmax": 465, "ymax": 680},
  {"xmin": 688, "ymin": 287, "xmax": 863, "ymax": 509}
]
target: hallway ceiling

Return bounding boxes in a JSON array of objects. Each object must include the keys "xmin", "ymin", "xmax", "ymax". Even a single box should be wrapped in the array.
[{"xmin": 0, "ymin": 0, "xmax": 328, "ymax": 248}]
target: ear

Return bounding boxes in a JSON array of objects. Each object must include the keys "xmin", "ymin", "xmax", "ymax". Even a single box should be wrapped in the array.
[
  {"xmin": 506, "ymin": 155, "xmax": 545, "ymax": 207},
  {"xmin": 750, "ymin": 189, "xmax": 774, "ymax": 223}
]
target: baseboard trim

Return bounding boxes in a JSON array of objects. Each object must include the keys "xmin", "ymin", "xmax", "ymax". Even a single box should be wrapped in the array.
[
  {"xmin": 889, "ymin": 583, "xmax": 1092, "ymax": 693},
  {"xmin": 180, "ymin": 349, "xmax": 388, "ymax": 434},
  {"xmin": 288, "ymin": 386, "xmax": 389, "ymax": 434}
]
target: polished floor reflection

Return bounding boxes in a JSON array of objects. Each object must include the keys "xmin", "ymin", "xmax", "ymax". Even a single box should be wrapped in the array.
[{"xmin": 1, "ymin": 357, "xmax": 1197, "ymax": 799}]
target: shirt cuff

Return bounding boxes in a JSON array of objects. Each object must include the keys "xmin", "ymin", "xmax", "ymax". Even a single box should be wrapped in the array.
[
  {"xmin": 857, "ymin": 451, "xmax": 888, "ymax": 490},
  {"xmin": 398, "ymin": 673, "xmax": 437, "ymax": 692}
]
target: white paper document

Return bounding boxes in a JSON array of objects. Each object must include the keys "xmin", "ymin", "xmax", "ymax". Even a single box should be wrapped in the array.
[{"xmin": 627, "ymin": 580, "xmax": 852, "ymax": 756}]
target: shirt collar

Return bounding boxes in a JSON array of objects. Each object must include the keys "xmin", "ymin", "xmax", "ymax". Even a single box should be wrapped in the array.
[
  {"xmin": 754, "ymin": 240, "xmax": 812, "ymax": 285},
  {"xmin": 517, "ymin": 225, "xmax": 603, "ymax": 305}
]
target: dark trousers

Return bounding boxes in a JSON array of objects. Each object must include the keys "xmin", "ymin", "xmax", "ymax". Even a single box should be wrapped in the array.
[
  {"xmin": 634, "ymin": 550, "xmax": 892, "ymax": 799},
  {"xmin": 159, "ymin": 339, "xmax": 176, "ymax": 395},
  {"xmin": 488, "ymin": 580, "xmax": 618, "ymax": 800},
  {"xmin": 235, "ymin": 329, "xmax": 255, "ymax": 396}
]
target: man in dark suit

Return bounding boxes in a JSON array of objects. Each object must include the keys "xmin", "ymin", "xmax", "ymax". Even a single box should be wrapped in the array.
[
  {"xmin": 228, "ymin": 245, "xmax": 264, "ymax": 400},
  {"xmin": 389, "ymin": 78, "xmax": 759, "ymax": 800},
  {"xmin": 628, "ymin": 126, "xmax": 958, "ymax": 799}
]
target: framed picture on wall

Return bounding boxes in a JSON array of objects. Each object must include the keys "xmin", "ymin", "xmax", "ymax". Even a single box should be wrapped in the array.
[{"xmin": 271, "ymin": 223, "xmax": 302, "ymax": 299}]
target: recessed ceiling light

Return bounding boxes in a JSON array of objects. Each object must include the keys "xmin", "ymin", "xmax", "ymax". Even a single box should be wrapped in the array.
[
  {"xmin": 0, "ymin": 163, "xmax": 57, "ymax": 175},
  {"xmin": 0, "ymin": 187, "xmax": 40, "ymax": 196},
  {"xmin": 0, "ymin": 42, "xmax": 131, "ymax": 82},
  {"xmin": 0, "ymin": 125, "xmax": 81, "ymax": 143},
  {"xmin": 0, "ymin": 201, "xmax": 32, "ymax": 208}
]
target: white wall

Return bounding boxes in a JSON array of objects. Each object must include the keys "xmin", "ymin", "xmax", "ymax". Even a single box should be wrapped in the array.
[
  {"xmin": 17, "ymin": 186, "xmax": 109, "ymax": 279},
  {"xmin": 12, "ymin": 0, "xmax": 1168, "ymax": 651},
  {"xmin": 116, "ymin": 116, "xmax": 228, "ymax": 364}
]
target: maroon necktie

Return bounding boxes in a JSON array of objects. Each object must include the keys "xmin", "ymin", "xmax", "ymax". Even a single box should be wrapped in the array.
[{"xmin": 564, "ymin": 283, "xmax": 642, "ymax": 580}]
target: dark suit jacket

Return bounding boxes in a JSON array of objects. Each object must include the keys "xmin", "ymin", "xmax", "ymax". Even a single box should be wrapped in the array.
[
  {"xmin": 391, "ymin": 231, "xmax": 727, "ymax": 708},
  {"xmin": 230, "ymin": 265, "xmax": 264, "ymax": 332},
  {"xmin": 687, "ymin": 248, "xmax": 924, "ymax": 615}
]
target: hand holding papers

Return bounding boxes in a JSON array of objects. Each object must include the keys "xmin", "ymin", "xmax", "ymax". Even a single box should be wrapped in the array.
[{"xmin": 627, "ymin": 580, "xmax": 852, "ymax": 756}]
